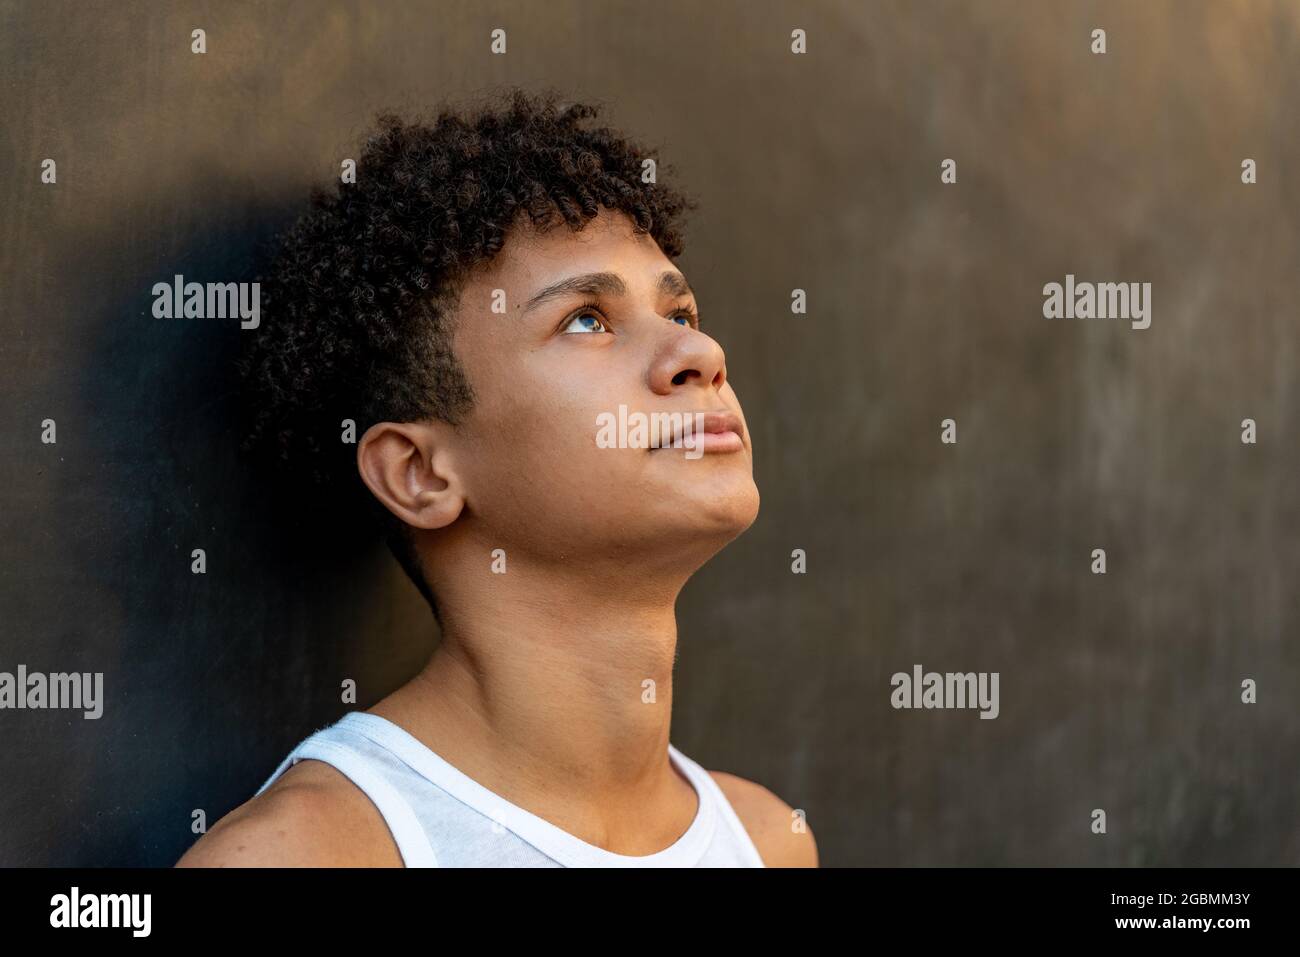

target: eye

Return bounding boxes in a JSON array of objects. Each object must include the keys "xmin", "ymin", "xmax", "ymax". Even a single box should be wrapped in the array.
[
  {"xmin": 562, "ymin": 309, "xmax": 609, "ymax": 334},
  {"xmin": 669, "ymin": 308, "xmax": 700, "ymax": 329}
]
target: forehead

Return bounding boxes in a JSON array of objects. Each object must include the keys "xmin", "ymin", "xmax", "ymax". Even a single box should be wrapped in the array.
[{"xmin": 462, "ymin": 207, "xmax": 673, "ymax": 303}]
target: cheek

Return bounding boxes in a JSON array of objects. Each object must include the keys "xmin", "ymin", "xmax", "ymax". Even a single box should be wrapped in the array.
[
  {"xmin": 460, "ymin": 379, "xmax": 644, "ymax": 519},
  {"xmin": 493, "ymin": 353, "xmax": 635, "ymax": 464}
]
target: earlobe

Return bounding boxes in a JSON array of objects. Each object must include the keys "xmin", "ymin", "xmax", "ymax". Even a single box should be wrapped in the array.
[{"xmin": 356, "ymin": 421, "xmax": 465, "ymax": 530}]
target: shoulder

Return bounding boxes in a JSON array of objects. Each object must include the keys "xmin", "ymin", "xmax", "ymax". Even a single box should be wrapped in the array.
[
  {"xmin": 708, "ymin": 770, "xmax": 818, "ymax": 867},
  {"xmin": 175, "ymin": 759, "xmax": 403, "ymax": 867}
]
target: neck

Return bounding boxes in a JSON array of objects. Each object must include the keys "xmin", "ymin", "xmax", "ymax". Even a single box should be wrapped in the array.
[{"xmin": 368, "ymin": 547, "xmax": 700, "ymax": 850}]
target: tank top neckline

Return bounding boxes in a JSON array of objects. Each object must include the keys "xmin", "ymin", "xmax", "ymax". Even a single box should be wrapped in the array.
[{"xmin": 337, "ymin": 710, "xmax": 718, "ymax": 868}]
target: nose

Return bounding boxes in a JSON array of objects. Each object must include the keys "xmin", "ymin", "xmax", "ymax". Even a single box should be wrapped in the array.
[{"xmin": 648, "ymin": 324, "xmax": 728, "ymax": 396}]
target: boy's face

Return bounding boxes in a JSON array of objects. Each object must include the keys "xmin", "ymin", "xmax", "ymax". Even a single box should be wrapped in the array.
[{"xmin": 444, "ymin": 208, "xmax": 759, "ymax": 566}]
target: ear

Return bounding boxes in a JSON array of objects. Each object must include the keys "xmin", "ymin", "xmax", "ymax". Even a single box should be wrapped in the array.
[{"xmin": 356, "ymin": 420, "xmax": 465, "ymax": 530}]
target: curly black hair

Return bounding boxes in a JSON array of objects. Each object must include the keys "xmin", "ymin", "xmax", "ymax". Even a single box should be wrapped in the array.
[{"xmin": 237, "ymin": 88, "xmax": 699, "ymax": 618}]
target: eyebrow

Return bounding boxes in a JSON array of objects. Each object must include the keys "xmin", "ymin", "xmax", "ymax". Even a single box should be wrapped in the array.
[{"xmin": 521, "ymin": 270, "xmax": 694, "ymax": 314}]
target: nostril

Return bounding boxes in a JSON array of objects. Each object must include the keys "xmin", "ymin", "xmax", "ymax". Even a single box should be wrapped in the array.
[{"xmin": 671, "ymin": 369, "xmax": 696, "ymax": 386}]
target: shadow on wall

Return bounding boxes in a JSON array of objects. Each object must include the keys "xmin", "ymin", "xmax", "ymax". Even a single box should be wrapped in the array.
[{"xmin": 31, "ymin": 191, "xmax": 434, "ymax": 866}]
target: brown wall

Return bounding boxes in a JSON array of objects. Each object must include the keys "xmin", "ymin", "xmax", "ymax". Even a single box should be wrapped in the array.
[{"xmin": 1, "ymin": 0, "xmax": 1297, "ymax": 865}]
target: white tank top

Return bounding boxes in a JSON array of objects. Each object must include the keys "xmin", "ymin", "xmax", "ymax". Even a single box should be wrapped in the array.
[{"xmin": 254, "ymin": 710, "xmax": 766, "ymax": 867}]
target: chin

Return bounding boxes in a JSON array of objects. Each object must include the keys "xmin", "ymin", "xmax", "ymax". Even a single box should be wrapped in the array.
[
  {"xmin": 683, "ymin": 475, "xmax": 761, "ymax": 540},
  {"xmin": 603, "ymin": 479, "xmax": 758, "ymax": 576}
]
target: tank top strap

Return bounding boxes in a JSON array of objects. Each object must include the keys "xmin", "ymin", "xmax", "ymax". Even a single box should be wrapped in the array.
[
  {"xmin": 667, "ymin": 744, "xmax": 767, "ymax": 867},
  {"xmin": 256, "ymin": 733, "xmax": 441, "ymax": 867}
]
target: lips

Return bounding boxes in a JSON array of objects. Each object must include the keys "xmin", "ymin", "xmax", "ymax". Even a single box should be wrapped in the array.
[{"xmin": 650, "ymin": 410, "xmax": 745, "ymax": 453}]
